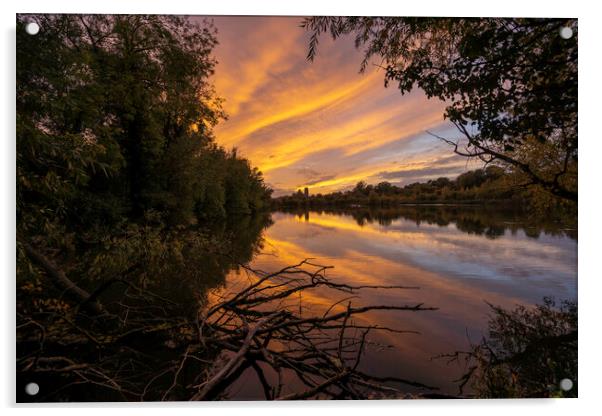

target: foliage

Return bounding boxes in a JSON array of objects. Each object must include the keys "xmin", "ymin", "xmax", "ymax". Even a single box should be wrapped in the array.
[
  {"xmin": 16, "ymin": 14, "xmax": 273, "ymax": 401},
  {"xmin": 17, "ymin": 14, "xmax": 273, "ymax": 287},
  {"xmin": 303, "ymin": 17, "xmax": 577, "ymax": 201},
  {"xmin": 273, "ymin": 167, "xmax": 575, "ymax": 220},
  {"xmin": 442, "ymin": 298, "xmax": 577, "ymax": 398},
  {"xmin": 17, "ymin": 15, "xmax": 271, "ymax": 237}
]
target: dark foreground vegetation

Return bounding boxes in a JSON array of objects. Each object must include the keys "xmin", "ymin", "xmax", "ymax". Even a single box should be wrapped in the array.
[
  {"xmin": 439, "ymin": 298, "xmax": 577, "ymax": 398},
  {"xmin": 16, "ymin": 14, "xmax": 275, "ymax": 401},
  {"xmin": 17, "ymin": 15, "xmax": 272, "ymax": 231}
]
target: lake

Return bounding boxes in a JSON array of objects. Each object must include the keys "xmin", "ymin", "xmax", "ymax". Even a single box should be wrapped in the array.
[{"xmin": 222, "ymin": 206, "xmax": 577, "ymax": 398}]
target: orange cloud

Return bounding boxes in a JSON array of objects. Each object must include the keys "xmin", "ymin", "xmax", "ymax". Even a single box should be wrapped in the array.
[{"xmin": 209, "ymin": 16, "xmax": 459, "ymax": 195}]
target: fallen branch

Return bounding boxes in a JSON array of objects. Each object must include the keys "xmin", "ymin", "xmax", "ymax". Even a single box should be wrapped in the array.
[{"xmin": 18, "ymin": 257, "xmax": 438, "ymax": 401}]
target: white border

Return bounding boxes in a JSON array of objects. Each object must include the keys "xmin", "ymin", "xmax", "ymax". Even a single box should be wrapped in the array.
[{"xmin": 2, "ymin": 1, "xmax": 600, "ymax": 415}]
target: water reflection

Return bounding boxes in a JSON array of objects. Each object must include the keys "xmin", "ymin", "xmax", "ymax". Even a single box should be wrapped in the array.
[
  {"xmin": 17, "ymin": 213, "xmax": 273, "ymax": 402},
  {"xmin": 18, "ymin": 206, "xmax": 577, "ymax": 400},
  {"xmin": 225, "ymin": 206, "xmax": 577, "ymax": 398},
  {"xmin": 281, "ymin": 206, "xmax": 577, "ymax": 240}
]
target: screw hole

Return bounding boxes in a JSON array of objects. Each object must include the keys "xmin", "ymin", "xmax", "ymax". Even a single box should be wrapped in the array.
[
  {"xmin": 25, "ymin": 22, "xmax": 39, "ymax": 36},
  {"xmin": 25, "ymin": 382, "xmax": 39, "ymax": 396},
  {"xmin": 560, "ymin": 27, "xmax": 573, "ymax": 40}
]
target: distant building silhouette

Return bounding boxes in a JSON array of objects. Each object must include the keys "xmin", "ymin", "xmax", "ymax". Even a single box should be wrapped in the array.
[{"xmin": 304, "ymin": 187, "xmax": 309, "ymax": 198}]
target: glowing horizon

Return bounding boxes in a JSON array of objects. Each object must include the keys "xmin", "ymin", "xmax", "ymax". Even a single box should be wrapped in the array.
[{"xmin": 205, "ymin": 16, "xmax": 481, "ymax": 196}]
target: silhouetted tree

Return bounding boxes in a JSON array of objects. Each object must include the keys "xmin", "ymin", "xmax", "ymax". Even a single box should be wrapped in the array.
[
  {"xmin": 303, "ymin": 17, "xmax": 577, "ymax": 201},
  {"xmin": 17, "ymin": 15, "xmax": 274, "ymax": 402}
]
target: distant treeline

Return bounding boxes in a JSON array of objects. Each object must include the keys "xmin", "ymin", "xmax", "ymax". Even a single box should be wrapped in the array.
[{"xmin": 272, "ymin": 166, "xmax": 575, "ymax": 215}]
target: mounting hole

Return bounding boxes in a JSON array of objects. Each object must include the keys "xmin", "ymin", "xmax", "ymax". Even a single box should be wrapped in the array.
[
  {"xmin": 25, "ymin": 22, "xmax": 39, "ymax": 36},
  {"xmin": 559, "ymin": 27, "xmax": 573, "ymax": 40},
  {"xmin": 559, "ymin": 378, "xmax": 573, "ymax": 391},
  {"xmin": 24, "ymin": 382, "xmax": 39, "ymax": 396}
]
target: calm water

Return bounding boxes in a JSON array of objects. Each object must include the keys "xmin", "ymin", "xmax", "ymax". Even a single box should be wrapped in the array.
[{"xmin": 224, "ymin": 207, "xmax": 577, "ymax": 398}]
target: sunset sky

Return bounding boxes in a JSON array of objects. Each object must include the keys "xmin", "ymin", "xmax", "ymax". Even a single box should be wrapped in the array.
[{"xmin": 205, "ymin": 16, "xmax": 480, "ymax": 196}]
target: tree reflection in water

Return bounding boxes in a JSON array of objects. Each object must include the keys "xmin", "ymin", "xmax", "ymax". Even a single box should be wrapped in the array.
[
  {"xmin": 281, "ymin": 205, "xmax": 577, "ymax": 241},
  {"xmin": 17, "ymin": 213, "xmax": 439, "ymax": 401},
  {"xmin": 438, "ymin": 298, "xmax": 577, "ymax": 398},
  {"xmin": 17, "ymin": 208, "xmax": 577, "ymax": 401}
]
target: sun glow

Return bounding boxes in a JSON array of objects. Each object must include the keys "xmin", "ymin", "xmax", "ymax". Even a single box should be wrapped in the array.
[{"xmin": 207, "ymin": 16, "xmax": 464, "ymax": 196}]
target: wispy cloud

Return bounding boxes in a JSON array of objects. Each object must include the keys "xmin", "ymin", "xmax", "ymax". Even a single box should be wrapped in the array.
[
  {"xmin": 205, "ymin": 16, "xmax": 475, "ymax": 196},
  {"xmin": 375, "ymin": 154, "xmax": 469, "ymax": 181}
]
